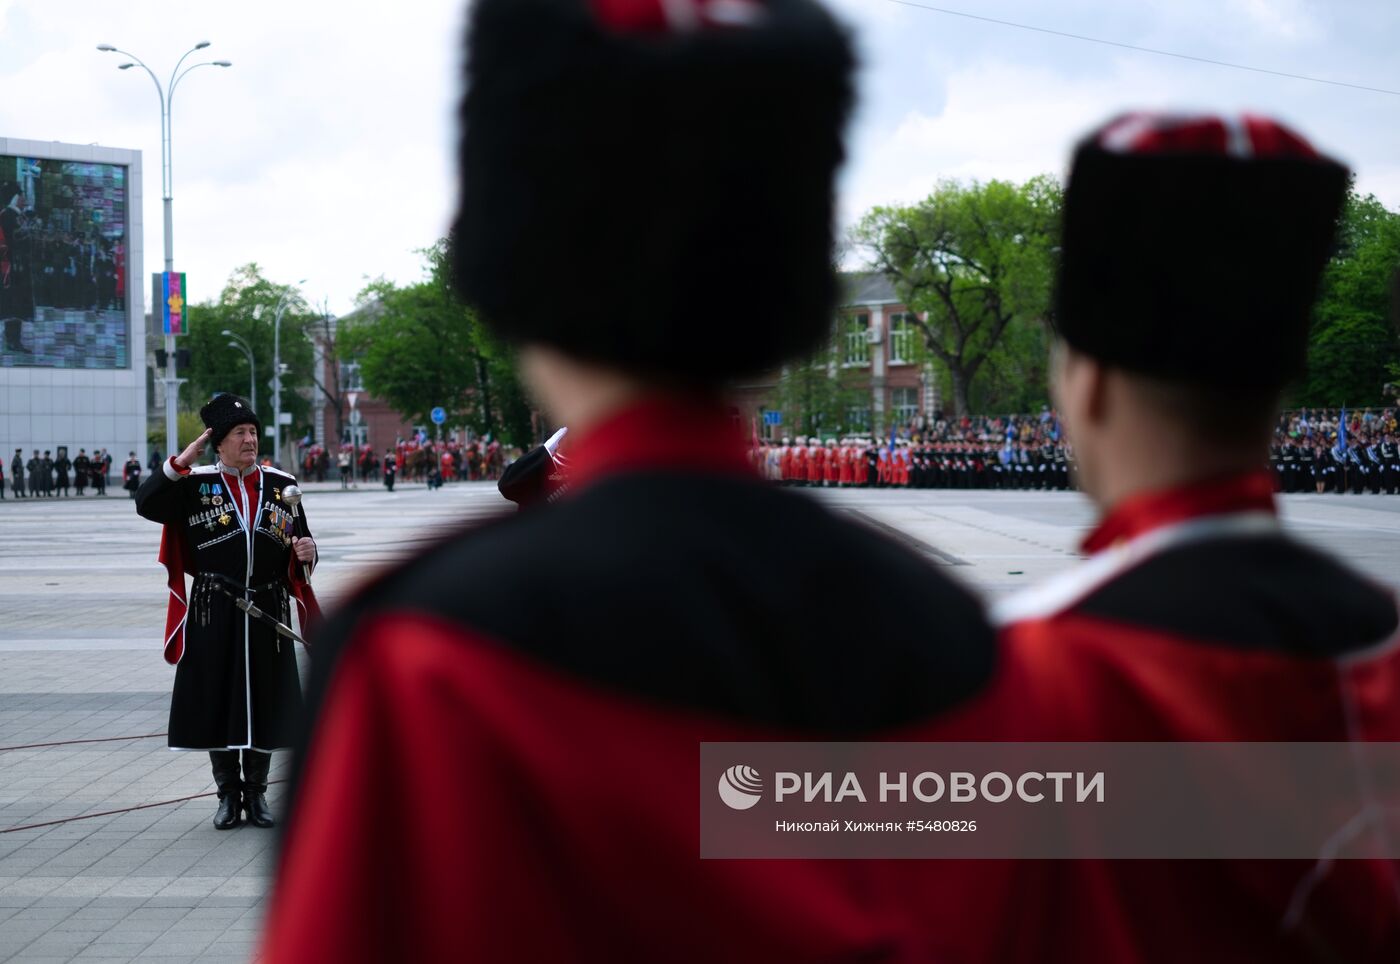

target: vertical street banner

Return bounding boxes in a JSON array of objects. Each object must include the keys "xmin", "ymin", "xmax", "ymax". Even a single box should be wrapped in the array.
[{"xmin": 153, "ymin": 271, "xmax": 188, "ymax": 335}]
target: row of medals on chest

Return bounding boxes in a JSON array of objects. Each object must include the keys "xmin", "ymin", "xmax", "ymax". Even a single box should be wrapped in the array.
[{"xmin": 197, "ymin": 482, "xmax": 293, "ymax": 544}]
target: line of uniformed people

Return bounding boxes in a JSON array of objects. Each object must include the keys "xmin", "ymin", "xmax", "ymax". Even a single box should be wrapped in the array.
[
  {"xmin": 1271, "ymin": 434, "xmax": 1400, "ymax": 494},
  {"xmin": 753, "ymin": 437, "xmax": 1074, "ymax": 491}
]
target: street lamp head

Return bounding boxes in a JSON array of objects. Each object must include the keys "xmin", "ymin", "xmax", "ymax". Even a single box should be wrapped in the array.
[
  {"xmin": 195, "ymin": 41, "xmax": 212, "ymax": 50},
  {"xmin": 96, "ymin": 44, "xmax": 117, "ymax": 52},
  {"xmin": 221, "ymin": 329, "xmax": 235, "ymax": 337},
  {"xmin": 118, "ymin": 63, "xmax": 135, "ymax": 70},
  {"xmin": 213, "ymin": 61, "xmax": 232, "ymax": 67}
]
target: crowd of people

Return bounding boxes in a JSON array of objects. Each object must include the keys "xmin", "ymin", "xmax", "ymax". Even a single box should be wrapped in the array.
[
  {"xmin": 293, "ymin": 437, "xmax": 513, "ymax": 489},
  {"xmin": 744, "ymin": 404, "xmax": 1400, "ymax": 496},
  {"xmin": 1272, "ymin": 407, "xmax": 1400, "ymax": 494},
  {"xmin": 752, "ymin": 434, "xmax": 1073, "ymax": 490},
  {"xmin": 0, "ymin": 446, "xmax": 139, "ymax": 498},
  {"xmin": 1, "ymin": 180, "xmax": 128, "ymax": 355},
  {"xmin": 21, "ymin": 229, "xmax": 127, "ymax": 313}
]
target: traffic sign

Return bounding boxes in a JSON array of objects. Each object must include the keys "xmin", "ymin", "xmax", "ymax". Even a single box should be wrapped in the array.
[
  {"xmin": 349, "ymin": 409, "xmax": 362, "ymax": 426},
  {"xmin": 431, "ymin": 407, "xmax": 447, "ymax": 425},
  {"xmin": 762, "ymin": 410, "xmax": 783, "ymax": 427}
]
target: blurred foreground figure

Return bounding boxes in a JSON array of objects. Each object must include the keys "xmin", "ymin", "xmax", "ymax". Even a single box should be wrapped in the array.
[
  {"xmin": 261, "ymin": 0, "xmax": 995, "ymax": 960},
  {"xmin": 964, "ymin": 114, "xmax": 1400, "ymax": 962}
]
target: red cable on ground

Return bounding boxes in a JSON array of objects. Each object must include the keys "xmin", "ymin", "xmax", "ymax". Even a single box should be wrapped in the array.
[
  {"xmin": 0, "ymin": 779, "xmax": 287, "ymax": 834},
  {"xmin": 0, "ymin": 732, "xmax": 169, "ymax": 753}
]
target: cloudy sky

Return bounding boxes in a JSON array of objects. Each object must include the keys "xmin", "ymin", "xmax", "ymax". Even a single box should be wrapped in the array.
[{"xmin": 2, "ymin": 0, "xmax": 1397, "ymax": 315}]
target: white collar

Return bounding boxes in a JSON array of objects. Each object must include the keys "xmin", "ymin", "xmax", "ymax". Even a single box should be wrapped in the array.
[
  {"xmin": 217, "ymin": 461, "xmax": 260, "ymax": 479},
  {"xmin": 990, "ymin": 510, "xmax": 1282, "ymax": 628}
]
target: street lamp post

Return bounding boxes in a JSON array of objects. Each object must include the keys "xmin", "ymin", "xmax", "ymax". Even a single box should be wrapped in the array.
[
  {"xmin": 222, "ymin": 329, "xmax": 256, "ymax": 415},
  {"xmin": 97, "ymin": 41, "xmax": 231, "ymax": 459},
  {"xmin": 270, "ymin": 283, "xmax": 306, "ymax": 470}
]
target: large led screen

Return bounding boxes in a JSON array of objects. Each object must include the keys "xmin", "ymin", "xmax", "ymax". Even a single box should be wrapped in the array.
[{"xmin": 0, "ymin": 155, "xmax": 129, "ymax": 369}]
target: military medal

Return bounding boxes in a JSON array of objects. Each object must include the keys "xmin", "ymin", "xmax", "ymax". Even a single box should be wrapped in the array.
[
  {"xmin": 201, "ymin": 496, "xmax": 211, "ymax": 505},
  {"xmin": 273, "ymin": 488, "xmax": 281, "ymax": 501},
  {"xmin": 219, "ymin": 513, "xmax": 232, "ymax": 526}
]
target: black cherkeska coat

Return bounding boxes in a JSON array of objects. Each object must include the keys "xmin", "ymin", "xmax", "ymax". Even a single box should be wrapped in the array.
[{"xmin": 136, "ymin": 460, "xmax": 315, "ymax": 750}]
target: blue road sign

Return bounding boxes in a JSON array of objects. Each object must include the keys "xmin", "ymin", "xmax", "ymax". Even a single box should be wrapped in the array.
[
  {"xmin": 763, "ymin": 410, "xmax": 783, "ymax": 427},
  {"xmin": 431, "ymin": 407, "xmax": 447, "ymax": 425}
]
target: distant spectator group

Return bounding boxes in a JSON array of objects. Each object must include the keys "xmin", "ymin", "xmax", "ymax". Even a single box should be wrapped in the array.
[
  {"xmin": 745, "ymin": 406, "xmax": 1400, "ymax": 496},
  {"xmin": 292, "ymin": 438, "xmax": 516, "ymax": 489},
  {"xmin": 751, "ymin": 409, "xmax": 1074, "ymax": 490},
  {"xmin": 2, "ymin": 446, "xmax": 117, "ymax": 499},
  {"xmin": 1272, "ymin": 407, "xmax": 1400, "ymax": 494}
]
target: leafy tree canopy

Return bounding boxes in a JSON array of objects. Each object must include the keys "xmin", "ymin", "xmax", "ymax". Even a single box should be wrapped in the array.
[
  {"xmin": 1293, "ymin": 188, "xmax": 1400, "ymax": 408},
  {"xmin": 341, "ymin": 241, "xmax": 533, "ymax": 446},
  {"xmin": 855, "ymin": 175, "xmax": 1061, "ymax": 416}
]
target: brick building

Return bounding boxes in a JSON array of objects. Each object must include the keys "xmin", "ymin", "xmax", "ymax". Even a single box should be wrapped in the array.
[
  {"xmin": 727, "ymin": 272, "xmax": 940, "ymax": 440},
  {"xmin": 308, "ymin": 301, "xmax": 417, "ymax": 459}
]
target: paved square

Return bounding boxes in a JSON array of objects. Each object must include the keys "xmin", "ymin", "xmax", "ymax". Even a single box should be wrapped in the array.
[{"xmin": 3, "ymin": 480, "xmax": 1398, "ymax": 962}]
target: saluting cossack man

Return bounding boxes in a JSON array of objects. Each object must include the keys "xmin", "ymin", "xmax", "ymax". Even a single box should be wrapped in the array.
[{"xmin": 136, "ymin": 394, "xmax": 321, "ymax": 831}]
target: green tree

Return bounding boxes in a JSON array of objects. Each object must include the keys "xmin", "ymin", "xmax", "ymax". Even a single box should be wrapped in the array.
[
  {"xmin": 773, "ymin": 339, "xmax": 870, "ymax": 438},
  {"xmin": 1293, "ymin": 189, "xmax": 1400, "ymax": 408},
  {"xmin": 340, "ymin": 241, "xmax": 533, "ymax": 445},
  {"xmin": 855, "ymin": 176, "xmax": 1061, "ymax": 416},
  {"xmin": 148, "ymin": 411, "xmax": 206, "ymax": 455},
  {"xmin": 183, "ymin": 265, "xmax": 317, "ymax": 455}
]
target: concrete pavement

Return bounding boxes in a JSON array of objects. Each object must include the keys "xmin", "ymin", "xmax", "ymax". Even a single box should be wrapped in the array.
[{"xmin": 3, "ymin": 480, "xmax": 1399, "ymax": 961}]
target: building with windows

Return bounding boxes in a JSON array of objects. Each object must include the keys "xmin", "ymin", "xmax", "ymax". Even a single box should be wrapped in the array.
[{"xmin": 728, "ymin": 272, "xmax": 939, "ymax": 439}]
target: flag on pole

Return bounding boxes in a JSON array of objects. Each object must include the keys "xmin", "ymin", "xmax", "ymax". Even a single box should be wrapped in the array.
[{"xmin": 1338, "ymin": 407, "xmax": 1348, "ymax": 452}]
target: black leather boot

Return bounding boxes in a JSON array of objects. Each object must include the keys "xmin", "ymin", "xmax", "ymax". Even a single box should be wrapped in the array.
[
  {"xmin": 241, "ymin": 750, "xmax": 275, "ymax": 828},
  {"xmin": 210, "ymin": 751, "xmax": 243, "ymax": 830}
]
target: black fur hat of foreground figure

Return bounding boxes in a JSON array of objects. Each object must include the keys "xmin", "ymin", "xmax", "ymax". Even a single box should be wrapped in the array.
[
  {"xmin": 1055, "ymin": 112, "xmax": 1349, "ymax": 390},
  {"xmin": 451, "ymin": 0, "xmax": 855, "ymax": 381},
  {"xmin": 199, "ymin": 393, "xmax": 261, "ymax": 450}
]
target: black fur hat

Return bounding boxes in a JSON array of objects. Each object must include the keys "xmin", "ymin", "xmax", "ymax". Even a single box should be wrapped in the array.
[
  {"xmin": 1056, "ymin": 112, "xmax": 1348, "ymax": 389},
  {"xmin": 200, "ymin": 394, "xmax": 261, "ymax": 450},
  {"xmin": 451, "ymin": 0, "xmax": 855, "ymax": 381}
]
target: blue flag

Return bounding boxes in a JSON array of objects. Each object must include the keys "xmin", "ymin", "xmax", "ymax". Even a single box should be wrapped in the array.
[{"xmin": 1338, "ymin": 407, "xmax": 1348, "ymax": 452}]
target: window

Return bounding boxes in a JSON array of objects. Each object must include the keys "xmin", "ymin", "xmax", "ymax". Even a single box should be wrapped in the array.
[
  {"xmin": 340, "ymin": 361, "xmax": 366, "ymax": 392},
  {"xmin": 843, "ymin": 314, "xmax": 870, "ymax": 366},
  {"xmin": 846, "ymin": 406, "xmax": 872, "ymax": 432},
  {"xmin": 889, "ymin": 313, "xmax": 916, "ymax": 364},
  {"xmin": 891, "ymin": 387, "xmax": 919, "ymax": 425}
]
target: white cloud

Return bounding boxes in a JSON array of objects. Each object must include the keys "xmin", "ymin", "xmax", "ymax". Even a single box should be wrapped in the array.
[
  {"xmin": 2, "ymin": 0, "xmax": 1395, "ymax": 313},
  {"xmin": 1227, "ymin": 0, "xmax": 1319, "ymax": 42}
]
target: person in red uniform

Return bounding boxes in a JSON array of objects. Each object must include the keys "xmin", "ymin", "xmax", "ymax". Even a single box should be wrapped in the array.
[
  {"xmin": 790, "ymin": 434, "xmax": 808, "ymax": 485},
  {"xmin": 261, "ymin": 1, "xmax": 995, "ymax": 961},
  {"xmin": 943, "ymin": 113, "xmax": 1400, "ymax": 963},
  {"xmin": 807, "ymin": 436, "xmax": 825, "ymax": 485}
]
